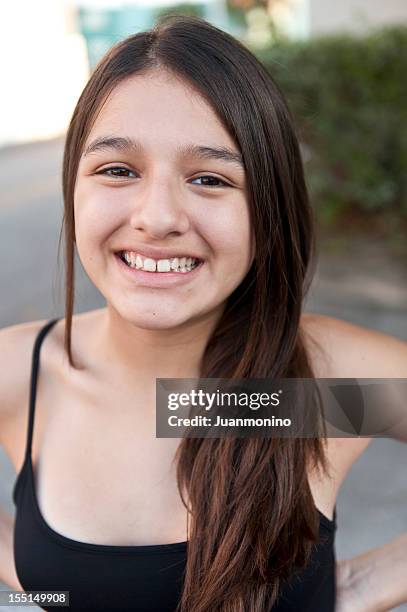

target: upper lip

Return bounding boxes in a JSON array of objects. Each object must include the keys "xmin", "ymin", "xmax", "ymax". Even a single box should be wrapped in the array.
[{"xmin": 116, "ymin": 246, "xmax": 204, "ymax": 261}]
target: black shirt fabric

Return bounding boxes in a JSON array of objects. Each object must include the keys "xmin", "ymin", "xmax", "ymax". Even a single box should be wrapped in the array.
[{"xmin": 13, "ymin": 319, "xmax": 337, "ymax": 611}]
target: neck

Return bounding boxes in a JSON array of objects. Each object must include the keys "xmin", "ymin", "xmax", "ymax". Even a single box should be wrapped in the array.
[{"xmin": 91, "ymin": 305, "xmax": 224, "ymax": 387}]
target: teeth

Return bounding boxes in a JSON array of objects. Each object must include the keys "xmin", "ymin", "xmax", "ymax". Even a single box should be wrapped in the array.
[
  {"xmin": 157, "ymin": 259, "xmax": 171, "ymax": 272},
  {"xmin": 121, "ymin": 251, "xmax": 199, "ymax": 273},
  {"xmin": 143, "ymin": 258, "xmax": 156, "ymax": 272}
]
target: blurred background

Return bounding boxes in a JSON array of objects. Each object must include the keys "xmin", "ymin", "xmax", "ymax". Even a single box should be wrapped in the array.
[{"xmin": 0, "ymin": 0, "xmax": 406, "ymax": 608}]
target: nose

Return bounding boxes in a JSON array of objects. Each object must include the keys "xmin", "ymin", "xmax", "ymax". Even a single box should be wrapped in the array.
[{"xmin": 129, "ymin": 173, "xmax": 190, "ymax": 239}]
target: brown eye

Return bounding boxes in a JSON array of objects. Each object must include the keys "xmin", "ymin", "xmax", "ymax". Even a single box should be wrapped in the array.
[
  {"xmin": 191, "ymin": 175, "xmax": 230, "ymax": 188},
  {"xmin": 97, "ymin": 167, "xmax": 136, "ymax": 178}
]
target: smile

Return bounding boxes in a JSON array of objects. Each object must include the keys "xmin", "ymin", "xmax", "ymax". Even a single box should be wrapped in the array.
[
  {"xmin": 118, "ymin": 250, "xmax": 201, "ymax": 273},
  {"xmin": 114, "ymin": 252, "xmax": 204, "ymax": 287}
]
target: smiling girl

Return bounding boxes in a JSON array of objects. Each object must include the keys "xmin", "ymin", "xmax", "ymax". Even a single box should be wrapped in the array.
[{"xmin": 0, "ymin": 14, "xmax": 406, "ymax": 612}]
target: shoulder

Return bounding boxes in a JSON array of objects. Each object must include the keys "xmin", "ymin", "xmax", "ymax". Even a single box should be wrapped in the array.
[
  {"xmin": 301, "ymin": 313, "xmax": 407, "ymax": 455},
  {"xmin": 0, "ymin": 318, "xmax": 65, "ymax": 442},
  {"xmin": 0, "ymin": 310, "xmax": 104, "ymax": 462},
  {"xmin": 300, "ymin": 313, "xmax": 407, "ymax": 378}
]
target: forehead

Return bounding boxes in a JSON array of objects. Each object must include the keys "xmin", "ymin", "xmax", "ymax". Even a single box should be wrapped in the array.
[{"xmin": 86, "ymin": 69, "xmax": 236, "ymax": 151}]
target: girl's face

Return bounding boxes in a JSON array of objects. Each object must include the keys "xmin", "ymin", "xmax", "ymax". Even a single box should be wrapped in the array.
[{"xmin": 75, "ymin": 69, "xmax": 254, "ymax": 330}]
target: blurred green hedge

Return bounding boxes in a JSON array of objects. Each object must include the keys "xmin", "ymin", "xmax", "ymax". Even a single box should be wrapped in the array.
[{"xmin": 253, "ymin": 26, "xmax": 407, "ymax": 226}]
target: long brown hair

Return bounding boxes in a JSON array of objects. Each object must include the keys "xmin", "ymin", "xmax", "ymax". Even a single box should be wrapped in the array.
[{"xmin": 61, "ymin": 15, "xmax": 329, "ymax": 611}]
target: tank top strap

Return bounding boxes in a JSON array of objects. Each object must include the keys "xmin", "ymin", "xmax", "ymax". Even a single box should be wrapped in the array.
[{"xmin": 25, "ymin": 318, "xmax": 60, "ymax": 461}]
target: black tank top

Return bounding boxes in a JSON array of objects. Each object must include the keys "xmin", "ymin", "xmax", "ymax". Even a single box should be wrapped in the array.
[{"xmin": 13, "ymin": 319, "xmax": 337, "ymax": 611}]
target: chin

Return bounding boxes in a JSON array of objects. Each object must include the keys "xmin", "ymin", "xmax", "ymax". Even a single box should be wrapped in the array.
[
  {"xmin": 114, "ymin": 302, "xmax": 194, "ymax": 330},
  {"xmin": 130, "ymin": 316, "xmax": 187, "ymax": 331}
]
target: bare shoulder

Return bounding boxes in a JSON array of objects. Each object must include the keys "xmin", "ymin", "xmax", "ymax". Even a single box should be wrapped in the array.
[
  {"xmin": 0, "ymin": 319, "xmax": 48, "ymax": 444},
  {"xmin": 0, "ymin": 308, "xmax": 104, "ymax": 427},
  {"xmin": 301, "ymin": 313, "xmax": 407, "ymax": 468},
  {"xmin": 301, "ymin": 313, "xmax": 407, "ymax": 378},
  {"xmin": 0, "ymin": 310, "xmax": 104, "ymax": 468}
]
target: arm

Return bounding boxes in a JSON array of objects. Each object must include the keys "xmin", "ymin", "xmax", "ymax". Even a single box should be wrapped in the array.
[
  {"xmin": 0, "ymin": 504, "xmax": 22, "ymax": 590},
  {"xmin": 302, "ymin": 314, "xmax": 407, "ymax": 441},
  {"xmin": 336, "ymin": 532, "xmax": 407, "ymax": 612},
  {"xmin": 302, "ymin": 316, "xmax": 407, "ymax": 610},
  {"xmin": 0, "ymin": 321, "xmax": 45, "ymax": 592}
]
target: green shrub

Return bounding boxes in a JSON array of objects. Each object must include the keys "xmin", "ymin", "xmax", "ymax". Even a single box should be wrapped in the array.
[{"xmin": 253, "ymin": 26, "xmax": 407, "ymax": 225}]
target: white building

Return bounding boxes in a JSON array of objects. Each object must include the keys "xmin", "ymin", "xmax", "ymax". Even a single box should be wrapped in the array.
[
  {"xmin": 0, "ymin": 1, "xmax": 89, "ymax": 147},
  {"xmin": 269, "ymin": 0, "xmax": 407, "ymax": 39}
]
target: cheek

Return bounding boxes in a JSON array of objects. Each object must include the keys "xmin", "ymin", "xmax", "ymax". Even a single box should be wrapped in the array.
[
  {"xmin": 74, "ymin": 188, "xmax": 122, "ymax": 256},
  {"xmin": 195, "ymin": 200, "xmax": 252, "ymax": 269}
]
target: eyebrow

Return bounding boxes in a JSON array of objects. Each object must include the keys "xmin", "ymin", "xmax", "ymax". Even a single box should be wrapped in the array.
[{"xmin": 82, "ymin": 135, "xmax": 244, "ymax": 169}]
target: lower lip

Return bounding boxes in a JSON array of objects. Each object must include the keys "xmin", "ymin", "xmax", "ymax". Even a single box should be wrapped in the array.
[{"xmin": 114, "ymin": 253, "xmax": 204, "ymax": 287}]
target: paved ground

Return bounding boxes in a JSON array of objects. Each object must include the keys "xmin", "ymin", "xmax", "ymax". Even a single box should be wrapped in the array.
[{"xmin": 0, "ymin": 138, "xmax": 406, "ymax": 610}]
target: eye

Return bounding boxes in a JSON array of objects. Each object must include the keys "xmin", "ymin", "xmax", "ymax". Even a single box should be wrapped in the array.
[
  {"xmin": 190, "ymin": 175, "xmax": 230, "ymax": 188},
  {"xmin": 95, "ymin": 166, "xmax": 136, "ymax": 179},
  {"xmin": 94, "ymin": 167, "xmax": 230, "ymax": 187}
]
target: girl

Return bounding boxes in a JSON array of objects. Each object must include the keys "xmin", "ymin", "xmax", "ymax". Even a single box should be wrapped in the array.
[{"xmin": 0, "ymin": 14, "xmax": 406, "ymax": 612}]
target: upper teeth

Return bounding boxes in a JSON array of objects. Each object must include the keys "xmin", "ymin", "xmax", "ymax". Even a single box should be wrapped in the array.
[{"xmin": 122, "ymin": 252, "xmax": 199, "ymax": 273}]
